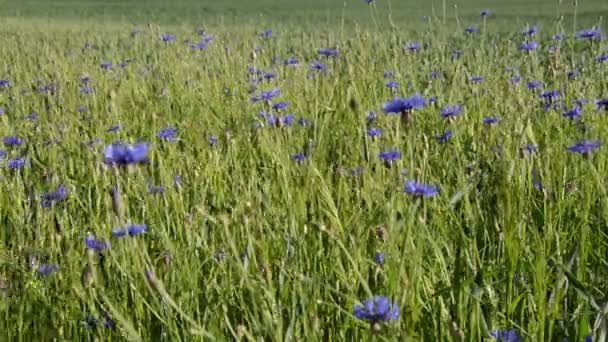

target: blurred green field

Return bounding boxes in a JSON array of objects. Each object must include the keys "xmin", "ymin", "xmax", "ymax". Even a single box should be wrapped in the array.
[{"xmin": 0, "ymin": 0, "xmax": 608, "ymax": 341}]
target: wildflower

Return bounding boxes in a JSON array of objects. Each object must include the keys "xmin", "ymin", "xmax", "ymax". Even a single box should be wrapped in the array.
[
  {"xmin": 160, "ymin": 33, "xmax": 176, "ymax": 42},
  {"xmin": 469, "ymin": 76, "xmax": 484, "ymax": 83},
  {"xmin": 0, "ymin": 79, "xmax": 10, "ymax": 88},
  {"xmin": 540, "ymin": 90, "xmax": 561, "ymax": 101},
  {"xmin": 272, "ymin": 102, "xmax": 289, "ymax": 110},
  {"xmin": 596, "ymin": 98, "xmax": 608, "ymax": 110},
  {"xmin": 382, "ymin": 94, "xmax": 426, "ymax": 113},
  {"xmin": 280, "ymin": 113, "xmax": 294, "ymax": 126},
  {"xmin": 0, "ymin": 150, "xmax": 5, "ymax": 158},
  {"xmin": 434, "ymin": 130, "xmax": 453, "ymax": 143},
  {"xmin": 37, "ymin": 263, "xmax": 59, "ymax": 276},
  {"xmin": 284, "ymin": 58, "xmax": 299, "ymax": 65},
  {"xmin": 107, "ymin": 124, "xmax": 122, "ymax": 132},
  {"xmin": 527, "ymin": 80, "xmax": 542, "ymax": 89},
  {"xmin": 208, "ymin": 135, "xmax": 218, "ymax": 146},
  {"xmin": 567, "ymin": 140, "xmax": 601, "ymax": 154},
  {"xmin": 510, "ymin": 76, "xmax": 521, "ymax": 83},
  {"xmin": 353, "ymin": 295, "xmax": 399, "ymax": 323},
  {"xmin": 190, "ymin": 42, "xmax": 207, "ymax": 49},
  {"xmin": 157, "ymin": 126, "xmax": 177, "ymax": 141},
  {"xmin": 553, "ymin": 33, "xmax": 565, "ymax": 40},
  {"xmin": 24, "ymin": 112, "xmax": 38, "ymax": 120},
  {"xmin": 262, "ymin": 71, "xmax": 276, "ymax": 80},
  {"xmin": 576, "ymin": 27, "xmax": 602, "ymax": 39},
  {"xmin": 567, "ymin": 69, "xmax": 580, "ymax": 79},
  {"xmin": 521, "ymin": 144, "xmax": 537, "ymax": 155},
  {"xmin": 406, "ymin": 42, "xmax": 421, "ymax": 51},
  {"xmin": 367, "ymin": 127, "xmax": 383, "ymax": 138},
  {"xmin": 482, "ymin": 117, "xmax": 500, "ymax": 124},
  {"xmin": 85, "ymin": 234, "xmax": 110, "ymax": 251},
  {"xmin": 383, "ymin": 70, "xmax": 394, "ymax": 78},
  {"xmin": 259, "ymin": 29, "xmax": 273, "ymax": 38},
  {"xmin": 520, "ymin": 41, "xmax": 538, "ymax": 50},
  {"xmin": 429, "ymin": 70, "xmax": 442, "ymax": 79},
  {"xmin": 100, "ymin": 61, "xmax": 112, "ymax": 69},
  {"xmin": 309, "ymin": 60, "xmax": 327, "ymax": 71},
  {"xmin": 291, "ymin": 152, "xmax": 306, "ymax": 162},
  {"xmin": 7, "ymin": 157, "xmax": 26, "ymax": 169},
  {"xmin": 562, "ymin": 106, "xmax": 582, "ymax": 119},
  {"xmin": 403, "ymin": 180, "xmax": 438, "ymax": 197},
  {"xmin": 374, "ymin": 252, "xmax": 384, "ymax": 265},
  {"xmin": 80, "ymin": 86, "xmax": 94, "ymax": 94},
  {"xmin": 251, "ymin": 87, "xmax": 280, "ymax": 102},
  {"xmin": 366, "ymin": 111, "xmax": 377, "ymax": 122},
  {"xmin": 41, "ymin": 184, "xmax": 67, "ymax": 207},
  {"xmin": 148, "ymin": 184, "xmax": 165, "ymax": 194},
  {"xmin": 318, "ymin": 48, "xmax": 338, "ymax": 57},
  {"xmin": 480, "ymin": 9, "xmax": 491, "ymax": 16},
  {"xmin": 3, "ymin": 136, "xmax": 24, "ymax": 146},
  {"xmin": 595, "ymin": 54, "xmax": 608, "ymax": 62},
  {"xmin": 103, "ymin": 142, "xmax": 149, "ymax": 166},
  {"xmin": 385, "ymin": 80, "xmax": 399, "ymax": 89},
  {"xmin": 440, "ymin": 104, "xmax": 462, "ymax": 118},
  {"xmin": 490, "ymin": 329, "xmax": 522, "ymax": 342},
  {"xmin": 378, "ymin": 149, "xmax": 401, "ymax": 163},
  {"xmin": 522, "ymin": 25, "xmax": 539, "ymax": 35},
  {"xmin": 464, "ymin": 26, "xmax": 479, "ymax": 33}
]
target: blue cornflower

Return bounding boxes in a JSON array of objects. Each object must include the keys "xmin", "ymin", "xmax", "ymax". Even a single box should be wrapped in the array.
[
  {"xmin": 284, "ymin": 58, "xmax": 299, "ymax": 65},
  {"xmin": 567, "ymin": 69, "xmax": 580, "ymax": 79},
  {"xmin": 318, "ymin": 48, "xmax": 338, "ymax": 57},
  {"xmin": 259, "ymin": 29, "xmax": 273, "ymax": 38},
  {"xmin": 403, "ymin": 180, "xmax": 438, "ymax": 197},
  {"xmin": 37, "ymin": 263, "xmax": 59, "ymax": 276},
  {"xmin": 434, "ymin": 130, "xmax": 453, "ymax": 143},
  {"xmin": 251, "ymin": 87, "xmax": 280, "ymax": 102},
  {"xmin": 100, "ymin": 61, "xmax": 112, "ymax": 69},
  {"xmin": 383, "ymin": 70, "xmax": 394, "ymax": 78},
  {"xmin": 291, "ymin": 152, "xmax": 306, "ymax": 162},
  {"xmin": 25, "ymin": 111, "xmax": 38, "ymax": 120},
  {"xmin": 280, "ymin": 113, "xmax": 294, "ymax": 126},
  {"xmin": 522, "ymin": 144, "xmax": 537, "ymax": 155},
  {"xmin": 563, "ymin": 106, "xmax": 582, "ymax": 119},
  {"xmin": 491, "ymin": 329, "xmax": 522, "ymax": 342},
  {"xmin": 374, "ymin": 252, "xmax": 384, "ymax": 265},
  {"xmin": 0, "ymin": 79, "xmax": 10, "ymax": 88},
  {"xmin": 510, "ymin": 75, "xmax": 522, "ymax": 83},
  {"xmin": 160, "ymin": 33, "xmax": 176, "ymax": 42},
  {"xmin": 567, "ymin": 140, "xmax": 601, "ymax": 154},
  {"xmin": 262, "ymin": 71, "xmax": 276, "ymax": 80},
  {"xmin": 366, "ymin": 110, "xmax": 377, "ymax": 122},
  {"xmin": 7, "ymin": 157, "xmax": 26, "ymax": 169},
  {"xmin": 483, "ymin": 117, "xmax": 500, "ymax": 124},
  {"xmin": 309, "ymin": 60, "xmax": 327, "ymax": 71},
  {"xmin": 595, "ymin": 54, "xmax": 608, "ymax": 62},
  {"xmin": 480, "ymin": 9, "xmax": 491, "ymax": 16},
  {"xmin": 298, "ymin": 117, "xmax": 309, "ymax": 126},
  {"xmin": 353, "ymin": 295, "xmax": 399, "ymax": 323},
  {"xmin": 464, "ymin": 26, "xmax": 480, "ymax": 33},
  {"xmin": 41, "ymin": 184, "xmax": 67, "ymax": 207},
  {"xmin": 208, "ymin": 135, "xmax": 218, "ymax": 146},
  {"xmin": 440, "ymin": 104, "xmax": 462, "ymax": 118},
  {"xmin": 148, "ymin": 184, "xmax": 165, "ymax": 194},
  {"xmin": 367, "ymin": 127, "xmax": 383, "ymax": 138},
  {"xmin": 85, "ymin": 234, "xmax": 110, "ymax": 251},
  {"xmin": 127, "ymin": 224, "xmax": 147, "ymax": 236},
  {"xmin": 520, "ymin": 41, "xmax": 538, "ymax": 50},
  {"xmin": 584, "ymin": 334, "xmax": 592, "ymax": 342},
  {"xmin": 190, "ymin": 42, "xmax": 207, "ymax": 49},
  {"xmin": 385, "ymin": 80, "xmax": 399, "ymax": 89},
  {"xmin": 469, "ymin": 76, "xmax": 484, "ymax": 83},
  {"xmin": 103, "ymin": 142, "xmax": 149, "ymax": 166},
  {"xmin": 553, "ymin": 33, "xmax": 565, "ymax": 40},
  {"xmin": 378, "ymin": 149, "xmax": 401, "ymax": 163},
  {"xmin": 406, "ymin": 42, "xmax": 421, "ymax": 51},
  {"xmin": 382, "ymin": 94, "xmax": 426, "ymax": 113},
  {"xmin": 157, "ymin": 126, "xmax": 177, "ymax": 141},
  {"xmin": 0, "ymin": 150, "xmax": 6, "ymax": 158},
  {"xmin": 522, "ymin": 25, "xmax": 539, "ymax": 35},
  {"xmin": 527, "ymin": 80, "xmax": 542, "ymax": 89},
  {"xmin": 429, "ymin": 70, "xmax": 442, "ymax": 79},
  {"xmin": 429, "ymin": 96, "xmax": 438, "ymax": 103},
  {"xmin": 272, "ymin": 102, "xmax": 289, "ymax": 110},
  {"xmin": 576, "ymin": 27, "xmax": 602, "ymax": 39},
  {"xmin": 107, "ymin": 124, "xmax": 122, "ymax": 132},
  {"xmin": 3, "ymin": 136, "xmax": 24, "ymax": 146},
  {"xmin": 597, "ymin": 98, "xmax": 608, "ymax": 110},
  {"xmin": 540, "ymin": 90, "xmax": 561, "ymax": 100},
  {"xmin": 80, "ymin": 86, "xmax": 94, "ymax": 94}
]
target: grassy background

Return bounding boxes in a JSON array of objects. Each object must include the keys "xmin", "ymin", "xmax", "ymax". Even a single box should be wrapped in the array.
[{"xmin": 0, "ymin": 0, "xmax": 607, "ymax": 341}]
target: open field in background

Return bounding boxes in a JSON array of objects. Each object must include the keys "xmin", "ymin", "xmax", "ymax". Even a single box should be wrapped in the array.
[{"xmin": 0, "ymin": 0, "xmax": 608, "ymax": 341}]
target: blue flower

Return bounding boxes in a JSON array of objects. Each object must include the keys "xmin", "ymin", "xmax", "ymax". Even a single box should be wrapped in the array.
[
  {"xmin": 148, "ymin": 184, "xmax": 165, "ymax": 194},
  {"xmin": 272, "ymin": 102, "xmax": 289, "ymax": 110},
  {"xmin": 540, "ymin": 90, "xmax": 561, "ymax": 101},
  {"xmin": 85, "ymin": 234, "xmax": 110, "ymax": 251},
  {"xmin": 100, "ymin": 61, "xmax": 112, "ymax": 69},
  {"xmin": 37, "ymin": 263, "xmax": 59, "ymax": 276},
  {"xmin": 208, "ymin": 135, "xmax": 218, "ymax": 146},
  {"xmin": 480, "ymin": 9, "xmax": 491, "ymax": 16},
  {"xmin": 374, "ymin": 252, "xmax": 384, "ymax": 265},
  {"xmin": 520, "ymin": 41, "xmax": 538, "ymax": 50},
  {"xmin": 385, "ymin": 80, "xmax": 399, "ymax": 89},
  {"xmin": 160, "ymin": 33, "xmax": 176, "ymax": 42},
  {"xmin": 382, "ymin": 94, "xmax": 426, "ymax": 113},
  {"xmin": 378, "ymin": 149, "xmax": 401, "ymax": 163},
  {"xmin": 584, "ymin": 334, "xmax": 592, "ymax": 342},
  {"xmin": 567, "ymin": 140, "xmax": 601, "ymax": 154},
  {"xmin": 3, "ymin": 136, "xmax": 24, "ymax": 146},
  {"xmin": 596, "ymin": 98, "xmax": 608, "ymax": 110},
  {"xmin": 0, "ymin": 150, "xmax": 6, "ymax": 158},
  {"xmin": 490, "ymin": 329, "xmax": 522, "ymax": 342},
  {"xmin": 406, "ymin": 42, "xmax": 421, "ymax": 51},
  {"xmin": 563, "ymin": 106, "xmax": 582, "ymax": 119},
  {"xmin": 0, "ymin": 79, "xmax": 10, "ymax": 88},
  {"xmin": 107, "ymin": 124, "xmax": 122, "ymax": 132},
  {"xmin": 522, "ymin": 25, "xmax": 539, "ymax": 35},
  {"xmin": 309, "ymin": 60, "xmax": 327, "ymax": 71},
  {"xmin": 469, "ymin": 76, "xmax": 484, "ymax": 83},
  {"xmin": 553, "ymin": 33, "xmax": 565, "ymax": 40},
  {"xmin": 464, "ymin": 26, "xmax": 480, "ymax": 33},
  {"xmin": 353, "ymin": 295, "xmax": 399, "ymax": 323},
  {"xmin": 251, "ymin": 87, "xmax": 280, "ymax": 102},
  {"xmin": 510, "ymin": 76, "xmax": 522, "ymax": 83},
  {"xmin": 41, "ymin": 184, "xmax": 67, "ymax": 207},
  {"xmin": 318, "ymin": 48, "xmax": 338, "ymax": 57},
  {"xmin": 483, "ymin": 117, "xmax": 500, "ymax": 125},
  {"xmin": 291, "ymin": 152, "xmax": 306, "ymax": 162},
  {"xmin": 284, "ymin": 58, "xmax": 299, "ymax": 65},
  {"xmin": 367, "ymin": 127, "xmax": 383, "ymax": 137},
  {"xmin": 434, "ymin": 130, "xmax": 453, "ymax": 143},
  {"xmin": 103, "ymin": 142, "xmax": 149, "ymax": 166},
  {"xmin": 527, "ymin": 80, "xmax": 542, "ymax": 89},
  {"xmin": 157, "ymin": 126, "xmax": 177, "ymax": 141},
  {"xmin": 259, "ymin": 29, "xmax": 273, "ymax": 38},
  {"xmin": 190, "ymin": 42, "xmax": 207, "ymax": 49},
  {"xmin": 521, "ymin": 144, "xmax": 537, "ymax": 154},
  {"xmin": 127, "ymin": 224, "xmax": 147, "ymax": 236},
  {"xmin": 366, "ymin": 110, "xmax": 377, "ymax": 122},
  {"xmin": 383, "ymin": 70, "xmax": 394, "ymax": 78},
  {"xmin": 576, "ymin": 27, "xmax": 602, "ymax": 39},
  {"xmin": 80, "ymin": 86, "xmax": 94, "ymax": 94},
  {"xmin": 7, "ymin": 157, "xmax": 26, "ymax": 169},
  {"xmin": 440, "ymin": 104, "xmax": 462, "ymax": 118},
  {"xmin": 594, "ymin": 54, "xmax": 608, "ymax": 62},
  {"xmin": 403, "ymin": 180, "xmax": 438, "ymax": 197}
]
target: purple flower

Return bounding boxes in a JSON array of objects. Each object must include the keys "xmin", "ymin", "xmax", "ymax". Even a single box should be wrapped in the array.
[
  {"xmin": 318, "ymin": 48, "xmax": 338, "ymax": 57},
  {"xmin": 208, "ymin": 135, "xmax": 218, "ymax": 146},
  {"xmin": 440, "ymin": 104, "xmax": 462, "ymax": 118},
  {"xmin": 100, "ymin": 61, "xmax": 112, "ymax": 69},
  {"xmin": 491, "ymin": 329, "xmax": 522, "ymax": 342},
  {"xmin": 383, "ymin": 70, "xmax": 394, "ymax": 78},
  {"xmin": 103, "ymin": 142, "xmax": 149, "ymax": 166},
  {"xmin": 80, "ymin": 86, "xmax": 94, "ymax": 94},
  {"xmin": 148, "ymin": 184, "xmax": 165, "ymax": 194},
  {"xmin": 434, "ymin": 130, "xmax": 453, "ymax": 143},
  {"xmin": 37, "ymin": 263, "xmax": 59, "ymax": 275},
  {"xmin": 160, "ymin": 33, "xmax": 176, "ymax": 42},
  {"xmin": 374, "ymin": 252, "xmax": 384, "ymax": 265},
  {"xmin": 378, "ymin": 149, "xmax": 401, "ymax": 163},
  {"xmin": 520, "ymin": 41, "xmax": 538, "ymax": 50},
  {"xmin": 127, "ymin": 224, "xmax": 146, "ymax": 236},
  {"xmin": 0, "ymin": 79, "xmax": 10, "ymax": 88},
  {"xmin": 284, "ymin": 58, "xmax": 299, "ymax": 65},
  {"xmin": 7, "ymin": 157, "xmax": 26, "ymax": 169},
  {"xmin": 85, "ymin": 234, "xmax": 110, "ymax": 251},
  {"xmin": 480, "ymin": 9, "xmax": 491, "ymax": 16},
  {"xmin": 272, "ymin": 102, "xmax": 289, "ymax": 110},
  {"xmin": 353, "ymin": 295, "xmax": 399, "ymax": 323},
  {"xmin": 483, "ymin": 117, "xmax": 500, "ymax": 125},
  {"xmin": 259, "ymin": 29, "xmax": 273, "ymax": 38},
  {"xmin": 107, "ymin": 124, "xmax": 122, "ymax": 132},
  {"xmin": 190, "ymin": 42, "xmax": 207, "ymax": 49},
  {"xmin": 0, "ymin": 150, "xmax": 6, "ymax": 158},
  {"xmin": 297, "ymin": 118, "xmax": 310, "ymax": 126},
  {"xmin": 309, "ymin": 60, "xmax": 327, "ymax": 71},
  {"xmin": 576, "ymin": 27, "xmax": 602, "ymax": 39},
  {"xmin": 251, "ymin": 87, "xmax": 280, "ymax": 102},
  {"xmin": 469, "ymin": 76, "xmax": 484, "ymax": 83},
  {"xmin": 595, "ymin": 54, "xmax": 608, "ymax": 62},
  {"xmin": 41, "ymin": 184, "xmax": 67, "ymax": 207},
  {"xmin": 366, "ymin": 110, "xmax": 377, "ymax": 122},
  {"xmin": 563, "ymin": 106, "xmax": 582, "ymax": 119},
  {"xmin": 464, "ymin": 26, "xmax": 480, "ymax": 33},
  {"xmin": 291, "ymin": 152, "xmax": 306, "ymax": 162},
  {"xmin": 522, "ymin": 25, "xmax": 539, "ymax": 36},
  {"xmin": 406, "ymin": 42, "xmax": 421, "ymax": 51},
  {"xmin": 510, "ymin": 76, "xmax": 522, "ymax": 83},
  {"xmin": 522, "ymin": 144, "xmax": 537, "ymax": 154},
  {"xmin": 3, "ymin": 136, "xmax": 24, "ymax": 146},
  {"xmin": 596, "ymin": 98, "xmax": 608, "ymax": 110},
  {"xmin": 567, "ymin": 140, "xmax": 601, "ymax": 154},
  {"xmin": 157, "ymin": 126, "xmax": 177, "ymax": 141},
  {"xmin": 385, "ymin": 80, "xmax": 399, "ymax": 89},
  {"xmin": 403, "ymin": 180, "xmax": 438, "ymax": 197},
  {"xmin": 540, "ymin": 90, "xmax": 561, "ymax": 101},
  {"xmin": 553, "ymin": 33, "xmax": 565, "ymax": 40},
  {"xmin": 527, "ymin": 80, "xmax": 542, "ymax": 89},
  {"xmin": 382, "ymin": 94, "xmax": 426, "ymax": 113},
  {"xmin": 367, "ymin": 127, "xmax": 383, "ymax": 138}
]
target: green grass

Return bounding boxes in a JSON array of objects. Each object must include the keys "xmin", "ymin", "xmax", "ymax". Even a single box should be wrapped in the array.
[{"xmin": 0, "ymin": 0, "xmax": 607, "ymax": 341}]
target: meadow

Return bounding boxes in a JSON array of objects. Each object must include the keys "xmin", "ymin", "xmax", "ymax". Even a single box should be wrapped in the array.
[{"xmin": 0, "ymin": 0, "xmax": 608, "ymax": 341}]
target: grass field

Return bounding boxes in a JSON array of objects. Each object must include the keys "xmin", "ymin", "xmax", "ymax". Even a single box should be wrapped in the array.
[{"xmin": 0, "ymin": 0, "xmax": 608, "ymax": 341}]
